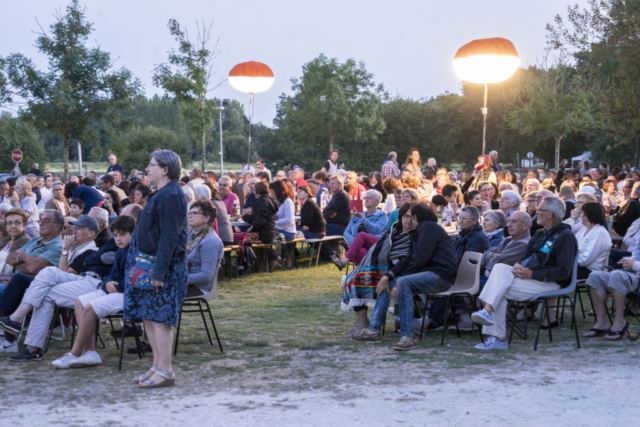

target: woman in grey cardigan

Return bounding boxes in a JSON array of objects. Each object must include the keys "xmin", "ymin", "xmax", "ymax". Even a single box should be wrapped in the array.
[{"xmin": 186, "ymin": 200, "xmax": 224, "ymax": 296}]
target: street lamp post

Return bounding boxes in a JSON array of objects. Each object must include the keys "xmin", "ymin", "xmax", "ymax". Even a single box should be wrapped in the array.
[
  {"xmin": 228, "ymin": 61, "xmax": 275, "ymax": 165},
  {"xmin": 453, "ymin": 37, "xmax": 519, "ymax": 177},
  {"xmin": 218, "ymin": 98, "xmax": 230, "ymax": 177}
]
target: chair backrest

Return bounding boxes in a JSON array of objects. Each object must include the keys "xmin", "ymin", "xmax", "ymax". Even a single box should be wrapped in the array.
[
  {"xmin": 449, "ymin": 251, "xmax": 482, "ymax": 295},
  {"xmin": 533, "ymin": 252, "xmax": 579, "ymax": 299},
  {"xmin": 185, "ymin": 261, "xmax": 221, "ymax": 302}
]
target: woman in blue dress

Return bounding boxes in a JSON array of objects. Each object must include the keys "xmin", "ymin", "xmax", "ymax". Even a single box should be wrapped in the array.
[{"xmin": 124, "ymin": 150, "xmax": 188, "ymax": 388}]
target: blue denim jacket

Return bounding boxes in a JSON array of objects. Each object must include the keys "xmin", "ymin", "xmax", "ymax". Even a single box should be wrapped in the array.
[
  {"xmin": 343, "ymin": 209, "xmax": 388, "ymax": 245},
  {"xmin": 137, "ymin": 180, "xmax": 188, "ymax": 281}
]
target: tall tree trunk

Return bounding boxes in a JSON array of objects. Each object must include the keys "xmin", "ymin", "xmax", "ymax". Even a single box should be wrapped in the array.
[
  {"xmin": 201, "ymin": 97, "xmax": 206, "ymax": 172},
  {"xmin": 554, "ymin": 135, "xmax": 562, "ymax": 171},
  {"xmin": 63, "ymin": 134, "xmax": 69, "ymax": 182}
]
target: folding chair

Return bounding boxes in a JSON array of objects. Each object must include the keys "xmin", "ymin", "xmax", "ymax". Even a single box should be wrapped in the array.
[
  {"xmin": 419, "ymin": 251, "xmax": 483, "ymax": 345},
  {"xmin": 508, "ymin": 255, "xmax": 581, "ymax": 351},
  {"xmin": 174, "ymin": 262, "xmax": 223, "ymax": 355},
  {"xmin": 102, "ymin": 312, "xmax": 146, "ymax": 370}
]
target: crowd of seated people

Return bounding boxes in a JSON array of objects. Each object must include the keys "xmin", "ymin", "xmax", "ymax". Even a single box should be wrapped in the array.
[{"xmin": 2, "ymin": 150, "xmax": 640, "ymax": 372}]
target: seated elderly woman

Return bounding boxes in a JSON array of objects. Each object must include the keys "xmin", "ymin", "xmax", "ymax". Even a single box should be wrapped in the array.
[
  {"xmin": 0, "ymin": 209, "xmax": 31, "ymax": 298},
  {"xmin": 386, "ymin": 188, "xmax": 419, "ymax": 230},
  {"xmin": 563, "ymin": 191, "xmax": 598, "ymax": 235},
  {"xmin": 341, "ymin": 202, "xmax": 417, "ymax": 336},
  {"xmin": 574, "ymin": 202, "xmax": 611, "ymax": 281},
  {"xmin": 482, "ymin": 210, "xmax": 507, "ymax": 247},
  {"xmin": 342, "ymin": 190, "xmax": 387, "ymax": 246},
  {"xmin": 499, "ymin": 190, "xmax": 521, "ymax": 221}
]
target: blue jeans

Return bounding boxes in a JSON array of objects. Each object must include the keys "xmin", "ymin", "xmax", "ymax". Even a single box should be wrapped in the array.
[
  {"xmin": 320, "ymin": 223, "xmax": 346, "ymax": 260},
  {"xmin": 369, "ymin": 271, "xmax": 451, "ymax": 337}
]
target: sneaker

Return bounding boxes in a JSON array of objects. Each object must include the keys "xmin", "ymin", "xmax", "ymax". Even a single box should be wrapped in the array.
[
  {"xmin": 475, "ymin": 336, "xmax": 509, "ymax": 351},
  {"xmin": 471, "ymin": 309, "xmax": 495, "ymax": 326},
  {"xmin": 350, "ymin": 330, "xmax": 382, "ymax": 343},
  {"xmin": 0, "ymin": 316, "xmax": 22, "ymax": 336},
  {"xmin": 0, "ymin": 337, "xmax": 18, "ymax": 353},
  {"xmin": 70, "ymin": 351, "xmax": 102, "ymax": 368},
  {"xmin": 52, "ymin": 353, "xmax": 79, "ymax": 369},
  {"xmin": 8, "ymin": 348, "xmax": 44, "ymax": 362},
  {"xmin": 393, "ymin": 336, "xmax": 419, "ymax": 351}
]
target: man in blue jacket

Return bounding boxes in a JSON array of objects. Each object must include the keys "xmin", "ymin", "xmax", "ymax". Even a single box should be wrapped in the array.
[
  {"xmin": 472, "ymin": 196, "xmax": 578, "ymax": 350},
  {"xmin": 352, "ymin": 202, "xmax": 457, "ymax": 351}
]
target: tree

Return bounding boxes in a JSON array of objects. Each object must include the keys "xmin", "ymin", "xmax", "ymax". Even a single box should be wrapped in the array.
[
  {"xmin": 0, "ymin": 57, "xmax": 13, "ymax": 106},
  {"xmin": 275, "ymin": 54, "xmax": 387, "ymax": 165},
  {"xmin": 153, "ymin": 19, "xmax": 221, "ymax": 172},
  {"xmin": 4, "ymin": 0, "xmax": 141, "ymax": 180},
  {"xmin": 507, "ymin": 65, "xmax": 599, "ymax": 170},
  {"xmin": 118, "ymin": 125, "xmax": 190, "ymax": 171},
  {"xmin": 0, "ymin": 112, "xmax": 47, "ymax": 173},
  {"xmin": 546, "ymin": 0, "xmax": 640, "ymax": 166}
]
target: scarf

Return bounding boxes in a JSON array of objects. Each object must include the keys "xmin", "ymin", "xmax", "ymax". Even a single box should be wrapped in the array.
[{"xmin": 187, "ymin": 226, "xmax": 213, "ymax": 254}]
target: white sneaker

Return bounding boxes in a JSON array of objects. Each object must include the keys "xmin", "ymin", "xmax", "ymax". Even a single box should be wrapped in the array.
[
  {"xmin": 0, "ymin": 337, "xmax": 18, "ymax": 353},
  {"xmin": 52, "ymin": 352, "xmax": 79, "ymax": 369},
  {"xmin": 475, "ymin": 336, "xmax": 509, "ymax": 350},
  {"xmin": 70, "ymin": 351, "xmax": 102, "ymax": 368}
]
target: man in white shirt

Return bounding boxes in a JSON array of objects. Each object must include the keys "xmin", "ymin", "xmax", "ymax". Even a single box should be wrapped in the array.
[
  {"xmin": 241, "ymin": 160, "xmax": 255, "ymax": 174},
  {"xmin": 321, "ymin": 149, "xmax": 339, "ymax": 174},
  {"xmin": 255, "ymin": 158, "xmax": 272, "ymax": 181}
]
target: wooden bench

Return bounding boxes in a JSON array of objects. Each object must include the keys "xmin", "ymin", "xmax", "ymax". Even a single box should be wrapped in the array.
[
  {"xmin": 282, "ymin": 237, "xmax": 306, "ymax": 269},
  {"xmin": 303, "ymin": 235, "xmax": 348, "ymax": 268}
]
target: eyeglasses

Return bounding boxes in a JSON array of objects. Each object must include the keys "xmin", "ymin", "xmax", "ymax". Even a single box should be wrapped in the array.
[
  {"xmin": 40, "ymin": 219, "xmax": 54, "ymax": 225},
  {"xmin": 402, "ymin": 215, "xmax": 414, "ymax": 220},
  {"xmin": 147, "ymin": 162, "xmax": 160, "ymax": 168},
  {"xmin": 5, "ymin": 221, "xmax": 23, "ymax": 227},
  {"xmin": 537, "ymin": 209, "xmax": 551, "ymax": 213},
  {"xmin": 187, "ymin": 212, "xmax": 205, "ymax": 216},
  {"xmin": 458, "ymin": 216, "xmax": 473, "ymax": 221}
]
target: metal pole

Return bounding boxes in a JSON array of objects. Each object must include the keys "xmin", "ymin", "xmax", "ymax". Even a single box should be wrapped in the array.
[
  {"xmin": 219, "ymin": 106, "xmax": 224, "ymax": 177},
  {"xmin": 77, "ymin": 141, "xmax": 84, "ymax": 176},
  {"xmin": 480, "ymin": 84, "xmax": 488, "ymax": 181},
  {"xmin": 247, "ymin": 93, "xmax": 253, "ymax": 165}
]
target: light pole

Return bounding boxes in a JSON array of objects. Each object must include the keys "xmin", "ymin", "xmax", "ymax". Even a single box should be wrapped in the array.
[
  {"xmin": 218, "ymin": 98, "xmax": 230, "ymax": 177},
  {"xmin": 228, "ymin": 61, "xmax": 275, "ymax": 165},
  {"xmin": 453, "ymin": 37, "xmax": 519, "ymax": 178}
]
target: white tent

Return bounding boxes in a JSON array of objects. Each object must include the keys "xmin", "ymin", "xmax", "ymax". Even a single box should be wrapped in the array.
[{"xmin": 571, "ymin": 151, "xmax": 592, "ymax": 162}]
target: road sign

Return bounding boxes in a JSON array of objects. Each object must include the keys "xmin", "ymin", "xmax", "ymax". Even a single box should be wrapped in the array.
[
  {"xmin": 12, "ymin": 149, "xmax": 23, "ymax": 163},
  {"xmin": 11, "ymin": 164, "xmax": 21, "ymax": 176},
  {"xmin": 526, "ymin": 152, "xmax": 534, "ymax": 159}
]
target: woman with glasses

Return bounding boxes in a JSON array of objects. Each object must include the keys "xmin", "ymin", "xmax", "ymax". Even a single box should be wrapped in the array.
[
  {"xmin": 125, "ymin": 150, "xmax": 188, "ymax": 389},
  {"xmin": 0, "ymin": 209, "xmax": 31, "ymax": 293}
]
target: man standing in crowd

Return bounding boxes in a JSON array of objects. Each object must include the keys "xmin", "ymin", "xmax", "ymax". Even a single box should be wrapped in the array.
[
  {"xmin": 204, "ymin": 171, "xmax": 217, "ymax": 185},
  {"xmin": 0, "ymin": 180, "xmax": 10, "ymax": 204},
  {"xmin": 255, "ymin": 158, "xmax": 272, "ymax": 181},
  {"xmin": 490, "ymin": 150, "xmax": 501, "ymax": 172},
  {"xmin": 321, "ymin": 149, "xmax": 339, "ymax": 174},
  {"xmin": 241, "ymin": 160, "xmax": 255, "ymax": 174},
  {"xmin": 293, "ymin": 168, "xmax": 308, "ymax": 190},
  {"xmin": 28, "ymin": 163, "xmax": 42, "ymax": 176},
  {"xmin": 381, "ymin": 152, "xmax": 400, "ymax": 179},
  {"xmin": 106, "ymin": 154, "xmax": 124, "ymax": 177},
  {"xmin": 101, "ymin": 175, "xmax": 126, "ymax": 201}
]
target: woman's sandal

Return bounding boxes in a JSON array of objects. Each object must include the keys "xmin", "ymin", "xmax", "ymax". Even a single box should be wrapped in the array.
[
  {"xmin": 134, "ymin": 366, "xmax": 158, "ymax": 384},
  {"xmin": 139, "ymin": 367, "xmax": 175, "ymax": 388},
  {"xmin": 603, "ymin": 322, "xmax": 630, "ymax": 341},
  {"xmin": 582, "ymin": 328, "xmax": 609, "ymax": 338}
]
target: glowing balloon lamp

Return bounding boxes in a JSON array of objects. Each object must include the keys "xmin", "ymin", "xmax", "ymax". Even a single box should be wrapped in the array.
[
  {"xmin": 453, "ymin": 38, "xmax": 519, "ymax": 162},
  {"xmin": 229, "ymin": 61, "xmax": 275, "ymax": 164}
]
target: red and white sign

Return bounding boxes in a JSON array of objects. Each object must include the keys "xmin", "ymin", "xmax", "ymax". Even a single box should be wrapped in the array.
[{"xmin": 12, "ymin": 149, "xmax": 23, "ymax": 163}]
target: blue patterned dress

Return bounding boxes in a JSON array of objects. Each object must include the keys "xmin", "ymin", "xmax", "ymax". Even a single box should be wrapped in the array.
[{"xmin": 124, "ymin": 181, "xmax": 188, "ymax": 326}]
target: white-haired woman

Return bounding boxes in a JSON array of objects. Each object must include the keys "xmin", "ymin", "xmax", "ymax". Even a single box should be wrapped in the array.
[
  {"xmin": 10, "ymin": 178, "xmax": 39, "ymax": 237},
  {"xmin": 482, "ymin": 210, "xmax": 507, "ymax": 247},
  {"xmin": 499, "ymin": 190, "xmax": 521, "ymax": 221},
  {"xmin": 340, "ymin": 190, "xmax": 387, "ymax": 254}
]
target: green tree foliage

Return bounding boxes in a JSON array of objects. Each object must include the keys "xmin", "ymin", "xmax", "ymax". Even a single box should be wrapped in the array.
[
  {"xmin": 120, "ymin": 126, "xmax": 190, "ymax": 172},
  {"xmin": 0, "ymin": 113, "xmax": 47, "ymax": 173},
  {"xmin": 507, "ymin": 65, "xmax": 598, "ymax": 170},
  {"xmin": 0, "ymin": 58, "xmax": 12, "ymax": 105},
  {"xmin": 4, "ymin": 0, "xmax": 141, "ymax": 180},
  {"xmin": 546, "ymin": 0, "xmax": 640, "ymax": 166},
  {"xmin": 153, "ymin": 19, "xmax": 220, "ymax": 172},
  {"xmin": 275, "ymin": 54, "xmax": 387, "ymax": 171}
]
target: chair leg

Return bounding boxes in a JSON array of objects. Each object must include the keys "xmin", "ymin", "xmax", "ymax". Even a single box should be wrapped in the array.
[
  {"xmin": 118, "ymin": 322, "xmax": 126, "ymax": 371},
  {"xmin": 173, "ymin": 309, "xmax": 184, "ymax": 356},
  {"xmin": 576, "ymin": 287, "xmax": 586, "ymax": 319},
  {"xmin": 569, "ymin": 297, "xmax": 581, "ymax": 349},
  {"xmin": 108, "ymin": 317, "xmax": 120, "ymax": 350},
  {"xmin": 44, "ymin": 306, "xmax": 60, "ymax": 354},
  {"xmin": 198, "ymin": 301, "xmax": 213, "ymax": 346},
  {"xmin": 205, "ymin": 302, "xmax": 223, "ymax": 353},
  {"xmin": 131, "ymin": 320, "xmax": 145, "ymax": 359},
  {"xmin": 534, "ymin": 300, "xmax": 546, "ymax": 351},
  {"xmin": 440, "ymin": 296, "xmax": 450, "ymax": 346}
]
